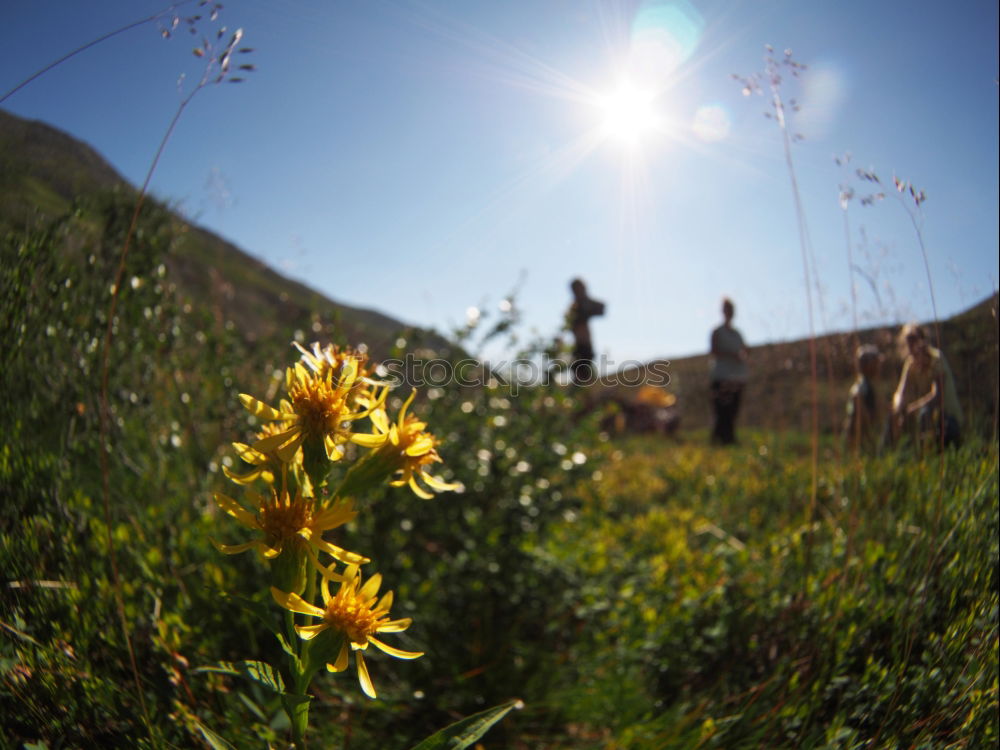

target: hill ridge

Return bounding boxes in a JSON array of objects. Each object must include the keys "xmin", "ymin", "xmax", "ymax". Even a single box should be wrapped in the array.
[{"xmin": 0, "ymin": 107, "xmax": 448, "ymax": 358}]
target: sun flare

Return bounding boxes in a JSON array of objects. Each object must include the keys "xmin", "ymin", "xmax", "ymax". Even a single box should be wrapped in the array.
[{"xmin": 597, "ymin": 80, "xmax": 659, "ymax": 146}]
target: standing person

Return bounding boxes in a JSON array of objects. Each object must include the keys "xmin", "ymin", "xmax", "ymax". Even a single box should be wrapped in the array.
[
  {"xmin": 566, "ymin": 278, "xmax": 605, "ymax": 385},
  {"xmin": 843, "ymin": 344, "xmax": 883, "ymax": 453},
  {"xmin": 709, "ymin": 297, "xmax": 749, "ymax": 445},
  {"xmin": 891, "ymin": 323, "xmax": 962, "ymax": 448}
]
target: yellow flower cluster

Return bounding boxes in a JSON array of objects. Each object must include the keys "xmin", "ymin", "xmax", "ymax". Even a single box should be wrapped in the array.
[{"xmin": 213, "ymin": 341, "xmax": 459, "ymax": 698}]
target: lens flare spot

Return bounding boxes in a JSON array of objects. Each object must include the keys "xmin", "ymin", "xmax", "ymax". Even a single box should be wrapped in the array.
[
  {"xmin": 630, "ymin": 0, "xmax": 704, "ymax": 84},
  {"xmin": 692, "ymin": 104, "xmax": 730, "ymax": 142},
  {"xmin": 797, "ymin": 62, "xmax": 849, "ymax": 139}
]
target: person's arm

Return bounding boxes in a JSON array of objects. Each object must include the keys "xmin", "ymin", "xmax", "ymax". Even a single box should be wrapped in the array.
[
  {"xmin": 892, "ymin": 360, "xmax": 911, "ymax": 414},
  {"xmin": 905, "ymin": 360, "xmax": 943, "ymax": 414},
  {"xmin": 906, "ymin": 381, "xmax": 940, "ymax": 414}
]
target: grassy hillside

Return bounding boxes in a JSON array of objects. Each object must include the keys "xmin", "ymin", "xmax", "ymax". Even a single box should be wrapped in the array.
[{"xmin": 0, "ymin": 108, "xmax": 449, "ymax": 359}]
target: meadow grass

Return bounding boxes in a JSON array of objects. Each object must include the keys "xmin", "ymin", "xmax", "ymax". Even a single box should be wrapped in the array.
[
  {"xmin": 2, "ymin": 199, "xmax": 997, "ymax": 748},
  {"xmin": 538, "ymin": 431, "xmax": 998, "ymax": 749}
]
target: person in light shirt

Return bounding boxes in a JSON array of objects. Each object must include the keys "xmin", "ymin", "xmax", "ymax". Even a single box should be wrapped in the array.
[
  {"xmin": 891, "ymin": 323, "xmax": 962, "ymax": 448},
  {"xmin": 709, "ymin": 297, "xmax": 749, "ymax": 445}
]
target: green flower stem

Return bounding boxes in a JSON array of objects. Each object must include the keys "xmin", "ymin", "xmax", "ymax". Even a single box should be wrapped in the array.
[
  {"xmin": 303, "ymin": 438, "xmax": 332, "ymax": 489},
  {"xmin": 303, "ymin": 563, "xmax": 318, "ymax": 616},
  {"xmin": 285, "ymin": 562, "xmax": 322, "ymax": 746},
  {"xmin": 288, "ymin": 632, "xmax": 325, "ymax": 748},
  {"xmin": 283, "ymin": 608, "xmax": 297, "ymax": 662},
  {"xmin": 335, "ymin": 450, "xmax": 396, "ymax": 499},
  {"xmin": 284, "ymin": 688, "xmax": 311, "ymax": 749}
]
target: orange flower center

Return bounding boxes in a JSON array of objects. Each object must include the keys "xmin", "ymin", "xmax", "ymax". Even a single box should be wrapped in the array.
[
  {"xmin": 289, "ymin": 376, "xmax": 347, "ymax": 438},
  {"xmin": 259, "ymin": 497, "xmax": 311, "ymax": 544},
  {"xmin": 324, "ymin": 591, "xmax": 380, "ymax": 644}
]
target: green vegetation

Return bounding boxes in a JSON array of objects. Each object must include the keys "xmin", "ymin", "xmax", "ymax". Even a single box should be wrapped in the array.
[{"xmin": 2, "ymin": 190, "xmax": 997, "ymax": 748}]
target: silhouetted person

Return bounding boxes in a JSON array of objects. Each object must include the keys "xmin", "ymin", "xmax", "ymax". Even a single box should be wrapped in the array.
[
  {"xmin": 843, "ymin": 344, "xmax": 882, "ymax": 453},
  {"xmin": 709, "ymin": 297, "xmax": 748, "ymax": 445},
  {"xmin": 891, "ymin": 323, "xmax": 962, "ymax": 448},
  {"xmin": 567, "ymin": 278, "xmax": 605, "ymax": 385}
]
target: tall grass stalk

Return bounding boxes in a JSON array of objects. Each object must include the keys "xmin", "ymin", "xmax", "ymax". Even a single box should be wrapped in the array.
[
  {"xmin": 734, "ymin": 46, "xmax": 820, "ymax": 584},
  {"xmin": 833, "ymin": 158, "xmax": 868, "ymax": 604},
  {"xmin": 853, "ymin": 166, "xmax": 961, "ymax": 740},
  {"xmin": 96, "ymin": 24, "xmax": 252, "ymax": 744},
  {"xmin": 836, "ymin": 154, "xmax": 861, "ymax": 340},
  {"xmin": 0, "ymin": 9, "xmax": 258, "ymax": 744}
]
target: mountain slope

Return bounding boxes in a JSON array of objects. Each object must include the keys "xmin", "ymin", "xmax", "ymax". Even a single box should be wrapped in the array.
[{"xmin": 0, "ymin": 108, "xmax": 449, "ymax": 358}]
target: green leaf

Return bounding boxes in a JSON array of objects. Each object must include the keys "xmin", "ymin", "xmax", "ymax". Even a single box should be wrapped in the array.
[
  {"xmin": 409, "ymin": 699, "xmax": 523, "ymax": 750},
  {"xmin": 193, "ymin": 660, "xmax": 242, "ymax": 677},
  {"xmin": 193, "ymin": 660, "xmax": 285, "ymax": 694},
  {"xmin": 191, "ymin": 718, "xmax": 236, "ymax": 750},
  {"xmin": 242, "ymin": 659, "xmax": 286, "ymax": 693},
  {"xmin": 237, "ymin": 691, "xmax": 269, "ymax": 722}
]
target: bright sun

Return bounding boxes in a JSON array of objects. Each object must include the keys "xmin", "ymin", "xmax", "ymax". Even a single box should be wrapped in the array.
[{"xmin": 597, "ymin": 80, "xmax": 658, "ymax": 146}]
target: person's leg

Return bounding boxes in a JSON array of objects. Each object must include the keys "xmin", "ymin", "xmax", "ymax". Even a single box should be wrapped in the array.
[
  {"xmin": 710, "ymin": 381, "xmax": 724, "ymax": 443},
  {"xmin": 942, "ymin": 414, "xmax": 961, "ymax": 448},
  {"xmin": 571, "ymin": 344, "xmax": 595, "ymax": 386},
  {"xmin": 727, "ymin": 384, "xmax": 744, "ymax": 444}
]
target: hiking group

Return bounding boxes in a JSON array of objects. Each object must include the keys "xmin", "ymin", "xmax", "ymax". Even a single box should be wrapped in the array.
[{"xmin": 565, "ymin": 281, "xmax": 963, "ymax": 450}]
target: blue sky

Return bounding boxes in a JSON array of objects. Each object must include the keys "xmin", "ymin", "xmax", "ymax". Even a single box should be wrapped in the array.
[{"xmin": 3, "ymin": 0, "xmax": 998, "ymax": 365}]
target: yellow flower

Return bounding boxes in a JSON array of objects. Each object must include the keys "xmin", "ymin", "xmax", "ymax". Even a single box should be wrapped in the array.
[
  {"xmin": 294, "ymin": 341, "xmax": 386, "ymax": 410},
  {"xmin": 271, "ymin": 565, "xmax": 422, "ymax": 699},
  {"xmin": 223, "ymin": 421, "xmax": 299, "ymax": 486},
  {"xmin": 213, "ymin": 485, "xmax": 366, "ymax": 566},
  {"xmin": 239, "ymin": 351, "xmax": 387, "ymax": 464},
  {"xmin": 368, "ymin": 391, "xmax": 461, "ymax": 499}
]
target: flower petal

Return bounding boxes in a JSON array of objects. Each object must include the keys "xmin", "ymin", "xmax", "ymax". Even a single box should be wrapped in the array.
[
  {"xmin": 232, "ymin": 441, "xmax": 269, "ymax": 465},
  {"xmin": 239, "ymin": 394, "xmax": 285, "ymax": 421},
  {"xmin": 376, "ymin": 617, "xmax": 412, "ymax": 633},
  {"xmin": 314, "ymin": 539, "xmax": 369, "ymax": 565},
  {"xmin": 338, "ymin": 358, "xmax": 359, "ymax": 392},
  {"xmin": 327, "ymin": 642, "xmax": 349, "ymax": 673},
  {"xmin": 270, "ymin": 587, "xmax": 325, "ymax": 618},
  {"xmin": 211, "ymin": 538, "xmax": 260, "ymax": 555},
  {"xmin": 375, "ymin": 590, "xmax": 394, "ymax": 612},
  {"xmin": 312, "ymin": 501, "xmax": 357, "ymax": 529},
  {"xmin": 398, "ymin": 389, "xmax": 417, "ymax": 423},
  {"xmin": 368, "ymin": 637, "xmax": 423, "ymax": 660},
  {"xmin": 358, "ymin": 573, "xmax": 382, "ymax": 601},
  {"xmin": 356, "ymin": 651, "xmax": 376, "ymax": 699},
  {"xmin": 253, "ymin": 427, "xmax": 299, "ymax": 455},
  {"xmin": 404, "ymin": 436, "xmax": 436, "ymax": 456},
  {"xmin": 369, "ymin": 409, "xmax": 390, "ymax": 435},
  {"xmin": 421, "ymin": 473, "xmax": 461, "ymax": 492},
  {"xmin": 276, "ymin": 432, "xmax": 305, "ymax": 463},
  {"xmin": 213, "ymin": 492, "xmax": 259, "ymax": 529},
  {"xmin": 222, "ymin": 464, "xmax": 269, "ymax": 486},
  {"xmin": 323, "ymin": 433, "xmax": 345, "ymax": 461},
  {"xmin": 295, "ymin": 623, "xmax": 329, "ymax": 641},
  {"xmin": 350, "ymin": 431, "xmax": 387, "ymax": 448},
  {"xmin": 408, "ymin": 476, "xmax": 435, "ymax": 500}
]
